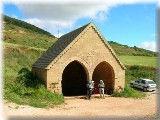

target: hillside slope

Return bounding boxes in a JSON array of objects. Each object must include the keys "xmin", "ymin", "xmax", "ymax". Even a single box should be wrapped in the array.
[
  {"xmin": 108, "ymin": 41, "xmax": 156, "ymax": 57},
  {"xmin": 3, "ymin": 15, "xmax": 157, "ymax": 74},
  {"xmin": 3, "ymin": 15, "xmax": 57, "ymax": 49},
  {"xmin": 3, "ymin": 15, "xmax": 156, "ymax": 57},
  {"xmin": 3, "ymin": 15, "xmax": 64, "ymax": 107}
]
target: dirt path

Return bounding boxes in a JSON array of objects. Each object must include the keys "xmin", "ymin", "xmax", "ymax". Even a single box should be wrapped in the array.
[{"xmin": 4, "ymin": 92, "xmax": 157, "ymax": 119}]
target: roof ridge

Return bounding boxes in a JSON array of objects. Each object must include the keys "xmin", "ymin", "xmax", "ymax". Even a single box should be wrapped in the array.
[
  {"xmin": 32, "ymin": 22, "xmax": 126, "ymax": 70},
  {"xmin": 32, "ymin": 23, "xmax": 90, "ymax": 69},
  {"xmin": 59, "ymin": 23, "xmax": 90, "ymax": 38}
]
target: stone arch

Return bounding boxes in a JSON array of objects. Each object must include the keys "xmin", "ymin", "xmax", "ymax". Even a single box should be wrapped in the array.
[
  {"xmin": 61, "ymin": 60, "xmax": 89, "ymax": 96},
  {"xmin": 92, "ymin": 61, "xmax": 115, "ymax": 95}
]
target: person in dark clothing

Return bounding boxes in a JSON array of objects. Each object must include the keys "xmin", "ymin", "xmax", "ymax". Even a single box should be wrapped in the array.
[{"xmin": 86, "ymin": 80, "xmax": 94, "ymax": 99}]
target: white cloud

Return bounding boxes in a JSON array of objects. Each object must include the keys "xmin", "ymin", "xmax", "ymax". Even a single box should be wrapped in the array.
[
  {"xmin": 4, "ymin": 0, "xmax": 157, "ymax": 21},
  {"xmin": 139, "ymin": 40, "xmax": 157, "ymax": 52},
  {"xmin": 158, "ymin": 0, "xmax": 160, "ymax": 7},
  {"xmin": 3, "ymin": 0, "xmax": 157, "ymax": 35},
  {"xmin": 24, "ymin": 18, "xmax": 74, "ymax": 37}
]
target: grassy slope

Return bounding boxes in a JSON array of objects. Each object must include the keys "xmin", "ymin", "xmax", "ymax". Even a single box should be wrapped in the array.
[
  {"xmin": 4, "ymin": 16, "xmax": 64, "ymax": 108},
  {"xmin": 119, "ymin": 55, "xmax": 157, "ymax": 67},
  {"xmin": 108, "ymin": 41, "xmax": 157, "ymax": 57},
  {"xmin": 3, "ymin": 15, "xmax": 56, "ymax": 82},
  {"xmin": 3, "ymin": 15, "xmax": 156, "ymax": 104},
  {"xmin": 3, "ymin": 15, "xmax": 57, "ymax": 49},
  {"xmin": 4, "ymin": 43, "xmax": 44, "ymax": 80},
  {"xmin": 108, "ymin": 41, "xmax": 157, "ymax": 67}
]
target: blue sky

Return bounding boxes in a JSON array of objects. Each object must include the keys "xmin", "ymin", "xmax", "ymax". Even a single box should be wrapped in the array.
[{"xmin": 3, "ymin": 0, "xmax": 157, "ymax": 51}]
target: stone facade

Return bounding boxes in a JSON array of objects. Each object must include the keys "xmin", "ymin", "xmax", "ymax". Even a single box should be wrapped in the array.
[{"xmin": 32, "ymin": 23, "xmax": 126, "ymax": 95}]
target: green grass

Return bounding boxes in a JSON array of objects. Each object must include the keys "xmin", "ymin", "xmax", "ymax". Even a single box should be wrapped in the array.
[
  {"xmin": 113, "ymin": 65, "xmax": 155, "ymax": 98},
  {"xmin": 3, "ymin": 15, "xmax": 64, "ymax": 108},
  {"xmin": 119, "ymin": 55, "xmax": 157, "ymax": 67},
  {"xmin": 4, "ymin": 82, "xmax": 64, "ymax": 108},
  {"xmin": 3, "ymin": 15, "xmax": 57, "ymax": 49},
  {"xmin": 5, "ymin": 42, "xmax": 46, "ymax": 51},
  {"xmin": 4, "ymin": 80, "xmax": 64, "ymax": 108},
  {"xmin": 109, "ymin": 41, "xmax": 157, "ymax": 57},
  {"xmin": 4, "ymin": 44, "xmax": 64, "ymax": 108},
  {"xmin": 125, "ymin": 65, "xmax": 156, "ymax": 84},
  {"xmin": 3, "ymin": 15, "xmax": 157, "ymax": 107},
  {"xmin": 3, "ymin": 15, "xmax": 53, "ymax": 36},
  {"xmin": 112, "ymin": 65, "xmax": 156, "ymax": 99},
  {"xmin": 4, "ymin": 77, "xmax": 64, "ymax": 108},
  {"xmin": 112, "ymin": 85, "xmax": 146, "ymax": 99}
]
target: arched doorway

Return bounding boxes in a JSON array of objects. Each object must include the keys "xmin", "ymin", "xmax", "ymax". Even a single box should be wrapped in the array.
[
  {"xmin": 62, "ymin": 60, "xmax": 88, "ymax": 96},
  {"xmin": 92, "ymin": 61, "xmax": 115, "ymax": 95}
]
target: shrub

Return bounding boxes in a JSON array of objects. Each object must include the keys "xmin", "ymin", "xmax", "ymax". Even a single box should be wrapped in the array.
[
  {"xmin": 112, "ymin": 85, "xmax": 146, "ymax": 98},
  {"xmin": 125, "ymin": 65, "xmax": 156, "ymax": 84},
  {"xmin": 4, "ymin": 68, "xmax": 64, "ymax": 108},
  {"xmin": 16, "ymin": 68, "xmax": 44, "ymax": 88}
]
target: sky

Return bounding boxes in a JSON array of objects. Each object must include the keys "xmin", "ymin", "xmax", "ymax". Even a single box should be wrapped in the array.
[{"xmin": 2, "ymin": 0, "xmax": 157, "ymax": 51}]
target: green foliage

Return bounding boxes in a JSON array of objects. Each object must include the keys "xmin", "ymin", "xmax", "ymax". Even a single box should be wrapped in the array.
[
  {"xmin": 109, "ymin": 41, "xmax": 157, "ymax": 57},
  {"xmin": 3, "ymin": 15, "xmax": 157, "ymax": 106},
  {"xmin": 3, "ymin": 15, "xmax": 53, "ymax": 36},
  {"xmin": 3, "ymin": 15, "xmax": 57, "ymax": 49},
  {"xmin": 119, "ymin": 55, "xmax": 157, "ymax": 67},
  {"xmin": 4, "ymin": 44, "xmax": 44, "ymax": 80},
  {"xmin": 112, "ymin": 85, "xmax": 146, "ymax": 98},
  {"xmin": 112, "ymin": 65, "xmax": 156, "ymax": 99},
  {"xmin": 3, "ymin": 15, "xmax": 157, "ymax": 57},
  {"xmin": 4, "ymin": 68, "xmax": 64, "ymax": 108},
  {"xmin": 125, "ymin": 65, "xmax": 156, "ymax": 84},
  {"xmin": 17, "ymin": 68, "xmax": 45, "ymax": 88},
  {"xmin": 4, "ymin": 45, "xmax": 64, "ymax": 108}
]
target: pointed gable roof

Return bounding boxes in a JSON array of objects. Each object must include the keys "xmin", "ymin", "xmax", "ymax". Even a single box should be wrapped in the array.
[
  {"xmin": 32, "ymin": 23, "xmax": 126, "ymax": 70},
  {"xmin": 32, "ymin": 23, "xmax": 89, "ymax": 69}
]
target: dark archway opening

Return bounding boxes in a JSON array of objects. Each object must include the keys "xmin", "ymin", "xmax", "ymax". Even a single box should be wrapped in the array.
[
  {"xmin": 92, "ymin": 61, "xmax": 115, "ymax": 95},
  {"xmin": 62, "ymin": 61, "xmax": 88, "ymax": 96}
]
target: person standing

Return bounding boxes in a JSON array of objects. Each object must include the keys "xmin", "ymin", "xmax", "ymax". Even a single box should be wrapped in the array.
[
  {"xmin": 98, "ymin": 80, "xmax": 105, "ymax": 98},
  {"xmin": 91, "ymin": 80, "xmax": 95, "ymax": 94},
  {"xmin": 86, "ymin": 80, "xmax": 94, "ymax": 99}
]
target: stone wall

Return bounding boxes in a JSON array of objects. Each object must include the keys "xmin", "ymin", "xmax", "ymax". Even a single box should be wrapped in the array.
[{"xmin": 44, "ymin": 26, "xmax": 125, "ymax": 94}]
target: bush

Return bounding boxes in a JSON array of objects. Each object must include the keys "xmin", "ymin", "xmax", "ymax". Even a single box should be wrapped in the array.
[
  {"xmin": 126, "ymin": 65, "xmax": 156, "ymax": 84},
  {"xmin": 112, "ymin": 85, "xmax": 146, "ymax": 98},
  {"xmin": 17, "ymin": 68, "xmax": 44, "ymax": 88},
  {"xmin": 4, "ymin": 68, "xmax": 64, "ymax": 108}
]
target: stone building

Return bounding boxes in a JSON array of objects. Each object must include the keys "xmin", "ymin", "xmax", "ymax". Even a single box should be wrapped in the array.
[{"xmin": 32, "ymin": 23, "xmax": 126, "ymax": 96}]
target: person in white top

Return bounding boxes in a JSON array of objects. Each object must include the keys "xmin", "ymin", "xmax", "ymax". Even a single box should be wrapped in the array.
[{"xmin": 98, "ymin": 80, "xmax": 105, "ymax": 98}]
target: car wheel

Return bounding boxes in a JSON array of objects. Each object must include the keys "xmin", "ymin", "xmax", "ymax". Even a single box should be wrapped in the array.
[{"xmin": 143, "ymin": 87, "xmax": 147, "ymax": 92}]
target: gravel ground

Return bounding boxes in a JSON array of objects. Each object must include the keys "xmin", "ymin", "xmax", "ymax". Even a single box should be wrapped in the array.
[{"xmin": 4, "ymin": 92, "xmax": 158, "ymax": 120}]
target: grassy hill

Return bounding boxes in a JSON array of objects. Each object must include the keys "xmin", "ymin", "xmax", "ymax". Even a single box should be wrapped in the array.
[
  {"xmin": 3, "ymin": 15, "xmax": 63, "ymax": 108},
  {"xmin": 3, "ymin": 15, "xmax": 57, "ymax": 49},
  {"xmin": 3, "ymin": 15, "xmax": 156, "ymax": 107},
  {"xmin": 108, "ymin": 41, "xmax": 156, "ymax": 57},
  {"xmin": 119, "ymin": 55, "xmax": 157, "ymax": 67}
]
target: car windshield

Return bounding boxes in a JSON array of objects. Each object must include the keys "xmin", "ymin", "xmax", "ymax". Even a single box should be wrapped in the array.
[{"xmin": 147, "ymin": 81, "xmax": 155, "ymax": 84}]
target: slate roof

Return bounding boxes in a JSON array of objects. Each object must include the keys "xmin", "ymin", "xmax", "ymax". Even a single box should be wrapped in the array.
[
  {"xmin": 32, "ymin": 23, "xmax": 126, "ymax": 70},
  {"xmin": 32, "ymin": 23, "xmax": 89, "ymax": 69}
]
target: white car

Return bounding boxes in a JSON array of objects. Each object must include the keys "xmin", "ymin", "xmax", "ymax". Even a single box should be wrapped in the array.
[{"xmin": 130, "ymin": 78, "xmax": 156, "ymax": 92}]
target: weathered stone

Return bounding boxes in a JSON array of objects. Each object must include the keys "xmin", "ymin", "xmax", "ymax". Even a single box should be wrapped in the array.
[{"xmin": 32, "ymin": 23, "xmax": 126, "ymax": 95}]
